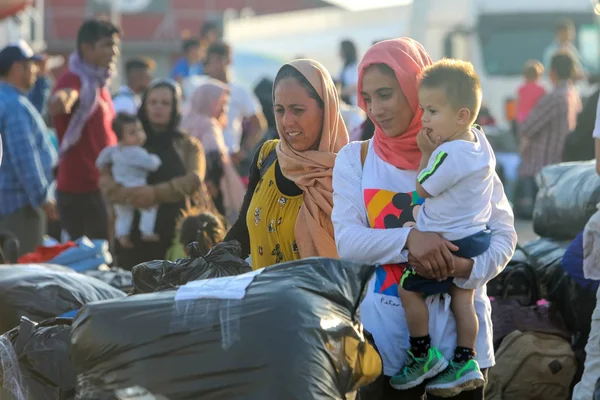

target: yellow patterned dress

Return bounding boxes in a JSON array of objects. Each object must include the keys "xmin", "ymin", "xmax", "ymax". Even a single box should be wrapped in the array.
[{"xmin": 246, "ymin": 140, "xmax": 303, "ymax": 270}]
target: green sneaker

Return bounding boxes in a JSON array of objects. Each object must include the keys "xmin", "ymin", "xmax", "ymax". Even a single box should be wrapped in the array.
[
  {"xmin": 389, "ymin": 348, "xmax": 448, "ymax": 390},
  {"xmin": 425, "ymin": 359, "xmax": 485, "ymax": 397}
]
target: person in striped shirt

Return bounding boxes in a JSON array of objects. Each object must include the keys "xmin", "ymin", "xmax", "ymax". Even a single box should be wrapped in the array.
[{"xmin": 391, "ymin": 59, "xmax": 499, "ymax": 397}]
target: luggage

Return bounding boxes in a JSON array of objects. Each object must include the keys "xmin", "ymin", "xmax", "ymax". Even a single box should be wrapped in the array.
[
  {"xmin": 533, "ymin": 161, "xmax": 600, "ymax": 241},
  {"xmin": 1, "ymin": 317, "xmax": 75, "ymax": 400},
  {"xmin": 0, "ymin": 264, "xmax": 125, "ymax": 333},
  {"xmin": 70, "ymin": 258, "xmax": 381, "ymax": 400},
  {"xmin": 131, "ymin": 240, "xmax": 251, "ymax": 294},
  {"xmin": 48, "ymin": 237, "xmax": 112, "ymax": 272},
  {"xmin": 485, "ymin": 330, "xmax": 577, "ymax": 400}
]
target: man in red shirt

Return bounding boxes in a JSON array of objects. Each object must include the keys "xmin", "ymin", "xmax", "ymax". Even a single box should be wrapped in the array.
[{"xmin": 48, "ymin": 19, "xmax": 120, "ymax": 241}]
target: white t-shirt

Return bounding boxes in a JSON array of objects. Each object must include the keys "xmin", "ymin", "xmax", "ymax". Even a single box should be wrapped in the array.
[
  {"xmin": 417, "ymin": 127, "xmax": 495, "ymax": 241},
  {"xmin": 222, "ymin": 83, "xmax": 262, "ymax": 154},
  {"xmin": 331, "ymin": 140, "xmax": 517, "ymax": 376},
  {"xmin": 340, "ymin": 62, "xmax": 359, "ymax": 106},
  {"xmin": 112, "ymin": 86, "xmax": 140, "ymax": 116}
]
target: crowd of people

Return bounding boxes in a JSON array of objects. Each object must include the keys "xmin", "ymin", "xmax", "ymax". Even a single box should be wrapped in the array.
[{"xmin": 0, "ymin": 14, "xmax": 599, "ymax": 400}]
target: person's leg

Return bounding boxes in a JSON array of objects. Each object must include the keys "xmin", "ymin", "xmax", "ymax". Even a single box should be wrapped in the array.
[
  {"xmin": 0, "ymin": 206, "xmax": 45, "ymax": 256},
  {"xmin": 399, "ymin": 287, "xmax": 430, "ymax": 339},
  {"xmin": 139, "ymin": 206, "xmax": 159, "ymax": 241},
  {"xmin": 114, "ymin": 204, "xmax": 134, "ymax": 248},
  {"xmin": 426, "ymin": 286, "xmax": 484, "ymax": 397},
  {"xmin": 56, "ymin": 191, "xmax": 85, "ymax": 241},
  {"xmin": 83, "ymin": 191, "xmax": 109, "ymax": 240}
]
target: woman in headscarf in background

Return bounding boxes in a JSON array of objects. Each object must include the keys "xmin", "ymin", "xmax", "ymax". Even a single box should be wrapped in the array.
[
  {"xmin": 181, "ymin": 79, "xmax": 245, "ymax": 224},
  {"xmin": 224, "ymin": 59, "xmax": 349, "ymax": 269}
]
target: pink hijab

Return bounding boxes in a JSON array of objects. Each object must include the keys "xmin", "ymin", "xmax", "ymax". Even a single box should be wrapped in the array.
[
  {"xmin": 357, "ymin": 37, "xmax": 433, "ymax": 170},
  {"xmin": 276, "ymin": 59, "xmax": 349, "ymax": 259},
  {"xmin": 181, "ymin": 79, "xmax": 245, "ymax": 223}
]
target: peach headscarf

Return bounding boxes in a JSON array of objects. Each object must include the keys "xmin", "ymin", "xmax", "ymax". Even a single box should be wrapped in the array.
[
  {"xmin": 181, "ymin": 79, "xmax": 245, "ymax": 224},
  {"xmin": 357, "ymin": 37, "xmax": 433, "ymax": 170},
  {"xmin": 275, "ymin": 59, "xmax": 349, "ymax": 259}
]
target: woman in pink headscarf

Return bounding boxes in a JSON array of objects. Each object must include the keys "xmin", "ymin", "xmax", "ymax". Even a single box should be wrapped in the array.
[
  {"xmin": 181, "ymin": 79, "xmax": 245, "ymax": 224},
  {"xmin": 331, "ymin": 38, "xmax": 517, "ymax": 399}
]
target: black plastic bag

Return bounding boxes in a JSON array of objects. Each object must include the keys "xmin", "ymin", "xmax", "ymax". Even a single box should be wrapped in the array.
[
  {"xmin": 70, "ymin": 258, "xmax": 381, "ymax": 400},
  {"xmin": 0, "ymin": 265, "xmax": 125, "ymax": 333},
  {"xmin": 595, "ymin": 377, "xmax": 600, "ymax": 400},
  {"xmin": 83, "ymin": 267, "xmax": 133, "ymax": 293},
  {"xmin": 131, "ymin": 240, "xmax": 251, "ymax": 294},
  {"xmin": 1, "ymin": 317, "xmax": 75, "ymax": 400},
  {"xmin": 533, "ymin": 161, "xmax": 600, "ymax": 240}
]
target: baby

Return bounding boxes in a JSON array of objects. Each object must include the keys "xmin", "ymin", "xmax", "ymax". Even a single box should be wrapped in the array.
[
  {"xmin": 516, "ymin": 60, "xmax": 546, "ymax": 124},
  {"xmin": 96, "ymin": 113, "xmax": 162, "ymax": 248},
  {"xmin": 391, "ymin": 59, "xmax": 497, "ymax": 397}
]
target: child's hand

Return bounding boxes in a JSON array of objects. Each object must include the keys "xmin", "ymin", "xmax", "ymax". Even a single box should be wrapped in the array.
[{"xmin": 417, "ymin": 129, "xmax": 442, "ymax": 154}]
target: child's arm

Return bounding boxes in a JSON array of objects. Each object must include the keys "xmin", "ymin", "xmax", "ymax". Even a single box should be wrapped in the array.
[
  {"xmin": 416, "ymin": 153, "xmax": 433, "ymax": 199},
  {"xmin": 95, "ymin": 147, "xmax": 114, "ymax": 170}
]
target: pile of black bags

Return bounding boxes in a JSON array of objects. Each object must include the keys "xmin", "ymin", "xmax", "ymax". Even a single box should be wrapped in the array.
[
  {"xmin": 0, "ymin": 265, "xmax": 125, "ymax": 333},
  {"xmin": 1, "ymin": 317, "xmax": 75, "ymax": 400},
  {"xmin": 533, "ymin": 161, "xmax": 600, "ymax": 241},
  {"xmin": 70, "ymin": 258, "xmax": 381, "ymax": 400},
  {"xmin": 83, "ymin": 267, "xmax": 133, "ymax": 293},
  {"xmin": 131, "ymin": 241, "xmax": 252, "ymax": 294}
]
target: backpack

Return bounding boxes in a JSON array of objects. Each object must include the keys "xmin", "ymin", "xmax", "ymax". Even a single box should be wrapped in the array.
[{"xmin": 485, "ymin": 330, "xmax": 577, "ymax": 400}]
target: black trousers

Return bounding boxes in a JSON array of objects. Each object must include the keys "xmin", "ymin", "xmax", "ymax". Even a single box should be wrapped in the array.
[{"xmin": 57, "ymin": 190, "xmax": 109, "ymax": 241}]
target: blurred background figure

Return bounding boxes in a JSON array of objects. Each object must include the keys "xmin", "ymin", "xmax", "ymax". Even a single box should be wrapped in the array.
[
  {"xmin": 113, "ymin": 57, "xmax": 155, "ymax": 115},
  {"xmin": 543, "ymin": 19, "xmax": 586, "ymax": 80},
  {"xmin": 338, "ymin": 39, "xmax": 359, "ymax": 106},
  {"xmin": 170, "ymin": 38, "xmax": 204, "ymax": 85}
]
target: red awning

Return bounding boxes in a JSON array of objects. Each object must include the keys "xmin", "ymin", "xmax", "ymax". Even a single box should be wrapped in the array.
[{"xmin": 0, "ymin": 0, "xmax": 32, "ymax": 21}]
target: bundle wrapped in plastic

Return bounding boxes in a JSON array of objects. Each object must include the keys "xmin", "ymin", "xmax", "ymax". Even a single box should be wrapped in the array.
[
  {"xmin": 131, "ymin": 240, "xmax": 252, "ymax": 294},
  {"xmin": 70, "ymin": 258, "xmax": 381, "ymax": 400},
  {"xmin": 0, "ymin": 265, "xmax": 125, "ymax": 333},
  {"xmin": 1, "ymin": 317, "xmax": 75, "ymax": 400},
  {"xmin": 83, "ymin": 267, "xmax": 133, "ymax": 293},
  {"xmin": 533, "ymin": 161, "xmax": 600, "ymax": 241}
]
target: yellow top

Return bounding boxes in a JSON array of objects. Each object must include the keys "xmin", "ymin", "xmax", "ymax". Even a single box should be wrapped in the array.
[{"xmin": 246, "ymin": 140, "xmax": 303, "ymax": 270}]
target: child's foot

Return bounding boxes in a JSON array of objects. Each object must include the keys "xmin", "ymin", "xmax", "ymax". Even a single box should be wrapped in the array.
[
  {"xmin": 389, "ymin": 347, "xmax": 448, "ymax": 390},
  {"xmin": 118, "ymin": 235, "xmax": 134, "ymax": 248},
  {"xmin": 141, "ymin": 233, "xmax": 160, "ymax": 242},
  {"xmin": 425, "ymin": 359, "xmax": 485, "ymax": 397}
]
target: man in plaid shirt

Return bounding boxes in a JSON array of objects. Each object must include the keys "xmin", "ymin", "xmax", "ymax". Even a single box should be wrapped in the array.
[{"xmin": 0, "ymin": 41, "xmax": 58, "ymax": 255}]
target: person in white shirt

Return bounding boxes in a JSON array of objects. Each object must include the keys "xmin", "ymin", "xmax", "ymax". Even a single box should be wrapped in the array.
[
  {"xmin": 331, "ymin": 38, "xmax": 517, "ymax": 400},
  {"xmin": 113, "ymin": 57, "xmax": 155, "ymax": 115},
  {"xmin": 203, "ymin": 41, "xmax": 266, "ymax": 166},
  {"xmin": 391, "ymin": 59, "xmax": 495, "ymax": 396},
  {"xmin": 543, "ymin": 19, "xmax": 585, "ymax": 80},
  {"xmin": 339, "ymin": 39, "xmax": 359, "ymax": 106}
]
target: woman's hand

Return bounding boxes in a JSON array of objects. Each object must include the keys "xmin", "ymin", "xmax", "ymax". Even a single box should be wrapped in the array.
[
  {"xmin": 129, "ymin": 186, "xmax": 157, "ymax": 209},
  {"xmin": 406, "ymin": 229, "xmax": 459, "ymax": 281}
]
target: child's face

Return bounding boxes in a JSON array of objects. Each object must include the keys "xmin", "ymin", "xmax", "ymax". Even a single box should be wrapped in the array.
[
  {"xmin": 419, "ymin": 86, "xmax": 465, "ymax": 142},
  {"xmin": 121, "ymin": 122, "xmax": 146, "ymax": 146}
]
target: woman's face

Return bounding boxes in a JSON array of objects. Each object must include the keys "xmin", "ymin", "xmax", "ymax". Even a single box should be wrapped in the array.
[
  {"xmin": 361, "ymin": 65, "xmax": 414, "ymax": 138},
  {"xmin": 146, "ymin": 87, "xmax": 174, "ymax": 127},
  {"xmin": 274, "ymin": 77, "xmax": 324, "ymax": 152}
]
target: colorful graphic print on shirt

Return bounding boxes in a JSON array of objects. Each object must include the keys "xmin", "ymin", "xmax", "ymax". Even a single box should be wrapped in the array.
[{"xmin": 364, "ymin": 188, "xmax": 424, "ymax": 297}]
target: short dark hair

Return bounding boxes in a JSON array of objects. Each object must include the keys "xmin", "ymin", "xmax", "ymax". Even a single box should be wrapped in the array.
[
  {"xmin": 557, "ymin": 18, "xmax": 575, "ymax": 33},
  {"xmin": 340, "ymin": 40, "xmax": 358, "ymax": 65},
  {"xmin": 419, "ymin": 59, "xmax": 482, "ymax": 124},
  {"xmin": 76, "ymin": 19, "xmax": 119, "ymax": 54},
  {"xmin": 200, "ymin": 21, "xmax": 220, "ymax": 39},
  {"xmin": 112, "ymin": 112, "xmax": 138, "ymax": 141},
  {"xmin": 550, "ymin": 52, "xmax": 575, "ymax": 80},
  {"xmin": 182, "ymin": 38, "xmax": 201, "ymax": 53},
  {"xmin": 125, "ymin": 57, "xmax": 155, "ymax": 75},
  {"xmin": 205, "ymin": 41, "xmax": 231, "ymax": 62},
  {"xmin": 274, "ymin": 64, "xmax": 324, "ymax": 109},
  {"xmin": 523, "ymin": 59, "xmax": 544, "ymax": 80}
]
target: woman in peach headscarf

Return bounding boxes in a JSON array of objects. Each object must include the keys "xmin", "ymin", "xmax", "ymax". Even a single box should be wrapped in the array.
[
  {"xmin": 331, "ymin": 38, "xmax": 517, "ymax": 399},
  {"xmin": 224, "ymin": 59, "xmax": 349, "ymax": 270},
  {"xmin": 181, "ymin": 79, "xmax": 245, "ymax": 224}
]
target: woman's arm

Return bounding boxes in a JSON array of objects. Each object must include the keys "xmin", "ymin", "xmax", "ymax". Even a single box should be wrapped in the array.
[
  {"xmin": 223, "ymin": 147, "xmax": 262, "ymax": 258},
  {"xmin": 453, "ymin": 173, "xmax": 518, "ymax": 289},
  {"xmin": 332, "ymin": 142, "xmax": 412, "ymax": 264},
  {"xmin": 99, "ymin": 166, "xmax": 132, "ymax": 204},
  {"xmin": 153, "ymin": 136, "xmax": 206, "ymax": 204}
]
